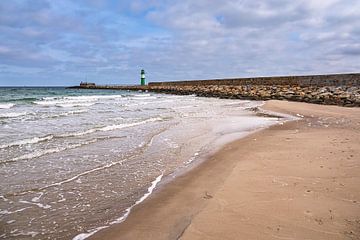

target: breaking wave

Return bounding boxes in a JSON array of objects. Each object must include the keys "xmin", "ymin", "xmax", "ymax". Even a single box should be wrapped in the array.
[
  {"xmin": 0, "ymin": 112, "xmax": 30, "ymax": 118},
  {"xmin": 0, "ymin": 117, "xmax": 163, "ymax": 150},
  {"xmin": 60, "ymin": 117, "xmax": 163, "ymax": 137},
  {"xmin": 34, "ymin": 95, "xmax": 125, "ymax": 108},
  {"xmin": 0, "ymin": 103, "xmax": 15, "ymax": 109},
  {"xmin": 0, "ymin": 135, "xmax": 54, "ymax": 149}
]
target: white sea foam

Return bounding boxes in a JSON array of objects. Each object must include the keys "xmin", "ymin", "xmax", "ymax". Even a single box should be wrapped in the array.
[
  {"xmin": 72, "ymin": 173, "xmax": 163, "ymax": 240},
  {"xmin": 57, "ymin": 103, "xmax": 96, "ymax": 108},
  {"xmin": 72, "ymin": 227, "xmax": 107, "ymax": 240},
  {"xmin": 41, "ymin": 95, "xmax": 123, "ymax": 102},
  {"xmin": 2, "ymin": 153, "xmax": 133, "ymax": 202},
  {"xmin": 42, "ymin": 97, "xmax": 57, "ymax": 100},
  {"xmin": 1, "ymin": 116, "xmax": 154, "ymax": 158},
  {"xmin": 64, "ymin": 95, "xmax": 124, "ymax": 100},
  {"xmin": 40, "ymin": 158, "xmax": 127, "ymax": 190},
  {"xmin": 19, "ymin": 200, "xmax": 51, "ymax": 209},
  {"xmin": 35, "ymin": 95, "xmax": 124, "ymax": 107},
  {"xmin": 49, "ymin": 109, "xmax": 88, "ymax": 118},
  {"xmin": 9, "ymin": 139, "xmax": 97, "ymax": 162},
  {"xmin": 11, "ymin": 231, "xmax": 38, "ymax": 238},
  {"xmin": 0, "ymin": 135, "xmax": 54, "ymax": 149},
  {"xmin": 110, "ymin": 173, "xmax": 163, "ymax": 224},
  {"xmin": 0, "ymin": 103, "xmax": 15, "ymax": 109},
  {"xmin": 132, "ymin": 96, "xmax": 157, "ymax": 100},
  {"xmin": 10, "ymin": 147, "xmax": 66, "ymax": 162},
  {"xmin": 61, "ymin": 117, "xmax": 163, "ymax": 137},
  {"xmin": 224, "ymin": 101, "xmax": 251, "ymax": 106},
  {"xmin": 135, "ymin": 173, "xmax": 163, "ymax": 204},
  {"xmin": 99, "ymin": 117, "xmax": 161, "ymax": 131},
  {"xmin": 0, "ymin": 195, "xmax": 9, "ymax": 202},
  {"xmin": 31, "ymin": 192, "xmax": 44, "ymax": 202},
  {"xmin": 0, "ymin": 112, "xmax": 29, "ymax": 118},
  {"xmin": 185, "ymin": 152, "xmax": 200, "ymax": 165},
  {"xmin": 34, "ymin": 100, "xmax": 96, "ymax": 108},
  {"xmin": 133, "ymin": 94, "xmax": 151, "ymax": 97},
  {"xmin": 0, "ymin": 207, "xmax": 31, "ymax": 215}
]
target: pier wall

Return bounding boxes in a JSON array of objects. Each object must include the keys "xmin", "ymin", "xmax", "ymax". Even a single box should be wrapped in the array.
[
  {"xmin": 148, "ymin": 73, "xmax": 360, "ymax": 87},
  {"xmin": 72, "ymin": 73, "xmax": 360, "ymax": 107}
]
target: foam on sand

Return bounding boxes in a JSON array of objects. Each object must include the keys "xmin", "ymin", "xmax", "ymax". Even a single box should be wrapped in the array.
[{"xmin": 72, "ymin": 173, "xmax": 163, "ymax": 240}]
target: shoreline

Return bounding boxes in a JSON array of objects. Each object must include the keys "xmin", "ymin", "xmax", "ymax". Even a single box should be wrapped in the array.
[
  {"xmin": 72, "ymin": 99, "xmax": 288, "ymax": 240},
  {"xmin": 89, "ymin": 100, "xmax": 360, "ymax": 240}
]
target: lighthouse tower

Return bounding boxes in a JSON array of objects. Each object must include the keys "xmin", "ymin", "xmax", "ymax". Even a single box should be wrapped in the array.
[{"xmin": 140, "ymin": 69, "xmax": 145, "ymax": 86}]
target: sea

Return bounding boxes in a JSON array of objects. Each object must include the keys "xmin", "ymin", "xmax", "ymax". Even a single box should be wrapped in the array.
[{"xmin": 0, "ymin": 87, "xmax": 284, "ymax": 239}]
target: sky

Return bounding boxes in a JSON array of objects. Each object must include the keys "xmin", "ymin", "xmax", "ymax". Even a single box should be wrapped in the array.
[{"xmin": 0, "ymin": 0, "xmax": 359, "ymax": 86}]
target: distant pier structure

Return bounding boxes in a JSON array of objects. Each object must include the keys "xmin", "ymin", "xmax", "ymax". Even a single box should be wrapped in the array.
[
  {"xmin": 70, "ymin": 73, "xmax": 360, "ymax": 107},
  {"xmin": 80, "ymin": 82, "xmax": 96, "ymax": 87}
]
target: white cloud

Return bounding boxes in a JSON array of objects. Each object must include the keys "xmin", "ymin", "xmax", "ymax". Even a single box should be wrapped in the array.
[{"xmin": 0, "ymin": 0, "xmax": 359, "ymax": 85}]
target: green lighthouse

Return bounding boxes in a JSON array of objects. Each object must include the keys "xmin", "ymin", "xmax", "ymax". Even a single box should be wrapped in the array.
[{"xmin": 140, "ymin": 69, "xmax": 145, "ymax": 86}]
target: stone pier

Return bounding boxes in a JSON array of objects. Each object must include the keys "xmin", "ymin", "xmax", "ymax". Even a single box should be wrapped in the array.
[{"xmin": 70, "ymin": 73, "xmax": 360, "ymax": 107}]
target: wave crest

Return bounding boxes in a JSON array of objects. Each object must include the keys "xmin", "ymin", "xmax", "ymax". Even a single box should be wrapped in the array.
[
  {"xmin": 0, "ymin": 103, "xmax": 15, "ymax": 109},
  {"xmin": 0, "ymin": 135, "xmax": 54, "ymax": 149}
]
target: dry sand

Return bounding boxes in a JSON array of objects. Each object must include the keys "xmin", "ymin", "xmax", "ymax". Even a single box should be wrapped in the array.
[{"xmin": 90, "ymin": 100, "xmax": 360, "ymax": 240}]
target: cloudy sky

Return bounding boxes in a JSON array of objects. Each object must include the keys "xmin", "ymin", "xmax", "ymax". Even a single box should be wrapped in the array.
[{"xmin": 0, "ymin": 0, "xmax": 359, "ymax": 86}]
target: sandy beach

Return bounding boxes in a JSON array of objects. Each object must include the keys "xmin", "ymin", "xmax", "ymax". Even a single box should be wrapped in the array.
[{"xmin": 90, "ymin": 100, "xmax": 360, "ymax": 240}]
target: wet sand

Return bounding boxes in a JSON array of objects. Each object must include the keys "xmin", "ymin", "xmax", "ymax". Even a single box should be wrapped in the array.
[{"xmin": 90, "ymin": 100, "xmax": 360, "ymax": 240}]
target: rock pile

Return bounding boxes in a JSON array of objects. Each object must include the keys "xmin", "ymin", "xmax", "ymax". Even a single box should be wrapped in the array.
[{"xmin": 149, "ymin": 85, "xmax": 360, "ymax": 107}]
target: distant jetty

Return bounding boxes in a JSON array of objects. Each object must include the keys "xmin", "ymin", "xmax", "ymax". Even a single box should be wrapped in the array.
[
  {"xmin": 80, "ymin": 82, "xmax": 95, "ymax": 87},
  {"xmin": 69, "ymin": 73, "xmax": 360, "ymax": 107}
]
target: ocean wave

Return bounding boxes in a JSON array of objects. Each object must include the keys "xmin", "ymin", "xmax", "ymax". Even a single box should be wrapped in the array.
[
  {"xmin": 40, "ymin": 157, "xmax": 128, "ymax": 190},
  {"xmin": 33, "ymin": 100, "xmax": 87, "ymax": 107},
  {"xmin": 4, "ymin": 139, "xmax": 98, "ymax": 163},
  {"xmin": 19, "ymin": 200, "xmax": 51, "ymax": 209},
  {"xmin": 0, "ymin": 135, "xmax": 54, "ymax": 149},
  {"xmin": 0, "ymin": 207, "xmax": 32, "ymax": 215},
  {"xmin": 35, "ymin": 95, "xmax": 125, "ymax": 107},
  {"xmin": 44, "ymin": 95, "xmax": 124, "ymax": 101},
  {"xmin": 7, "ymin": 97, "xmax": 38, "ymax": 103},
  {"xmin": 0, "ymin": 103, "xmax": 15, "ymax": 109},
  {"xmin": 131, "ymin": 96, "xmax": 158, "ymax": 100},
  {"xmin": 133, "ymin": 94, "xmax": 151, "ymax": 97},
  {"xmin": 0, "ymin": 112, "xmax": 30, "ymax": 118},
  {"xmin": 34, "ymin": 100, "xmax": 96, "ymax": 108},
  {"xmin": 48, "ymin": 110, "xmax": 88, "ymax": 118},
  {"xmin": 0, "ymin": 117, "xmax": 161, "ymax": 150},
  {"xmin": 4, "ymin": 150, "xmax": 132, "ymax": 197},
  {"xmin": 3, "ymin": 130, "xmax": 163, "ymax": 198},
  {"xmin": 56, "ymin": 103, "xmax": 96, "ymax": 108},
  {"xmin": 0, "ymin": 110, "xmax": 87, "ymax": 123},
  {"xmin": 61, "ymin": 117, "xmax": 163, "ymax": 137}
]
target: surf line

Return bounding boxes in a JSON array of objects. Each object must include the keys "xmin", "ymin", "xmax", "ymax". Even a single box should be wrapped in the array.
[{"xmin": 72, "ymin": 173, "xmax": 164, "ymax": 240}]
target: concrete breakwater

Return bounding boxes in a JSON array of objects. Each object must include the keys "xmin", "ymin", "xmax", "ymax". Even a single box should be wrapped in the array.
[{"xmin": 72, "ymin": 73, "xmax": 360, "ymax": 107}]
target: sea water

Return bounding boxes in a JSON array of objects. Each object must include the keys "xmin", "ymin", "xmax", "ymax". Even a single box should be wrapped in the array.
[{"xmin": 0, "ymin": 87, "xmax": 283, "ymax": 239}]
